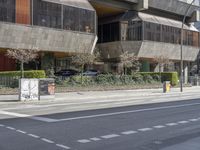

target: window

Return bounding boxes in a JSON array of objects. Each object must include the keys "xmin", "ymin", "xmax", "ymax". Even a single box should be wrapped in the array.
[
  {"xmin": 33, "ymin": 0, "xmax": 61, "ymax": 29},
  {"xmin": 0, "ymin": 0, "xmax": 15, "ymax": 23}
]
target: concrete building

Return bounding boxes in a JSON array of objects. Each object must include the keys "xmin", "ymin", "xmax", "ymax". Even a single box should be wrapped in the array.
[
  {"xmin": 0, "ymin": 0, "xmax": 200, "ymax": 82},
  {"xmin": 0, "ymin": 0, "xmax": 97, "ymax": 72}
]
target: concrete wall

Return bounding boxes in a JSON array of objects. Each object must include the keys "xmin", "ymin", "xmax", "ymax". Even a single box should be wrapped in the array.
[
  {"xmin": 98, "ymin": 41, "xmax": 199, "ymax": 61},
  {"xmin": 0, "ymin": 22, "xmax": 96, "ymax": 53}
]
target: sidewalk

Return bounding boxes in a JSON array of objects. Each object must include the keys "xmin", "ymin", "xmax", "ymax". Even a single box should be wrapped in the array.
[{"xmin": 0, "ymin": 86, "xmax": 200, "ymax": 115}]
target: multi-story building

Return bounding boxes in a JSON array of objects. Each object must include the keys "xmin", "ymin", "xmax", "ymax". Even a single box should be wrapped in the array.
[
  {"xmin": 91, "ymin": 0, "xmax": 200, "ymax": 82},
  {"xmin": 0, "ymin": 0, "xmax": 199, "ymax": 82},
  {"xmin": 0, "ymin": 0, "xmax": 97, "ymax": 71}
]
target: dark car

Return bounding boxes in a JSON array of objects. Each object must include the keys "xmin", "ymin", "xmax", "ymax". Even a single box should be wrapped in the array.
[
  {"xmin": 54, "ymin": 69, "xmax": 79, "ymax": 77},
  {"xmin": 82, "ymin": 69, "xmax": 100, "ymax": 77}
]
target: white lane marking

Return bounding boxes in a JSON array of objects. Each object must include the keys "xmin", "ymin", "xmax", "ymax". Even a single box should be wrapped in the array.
[
  {"xmin": 0, "ymin": 110, "xmax": 57, "ymax": 123},
  {"xmin": 138, "ymin": 128, "xmax": 153, "ymax": 132},
  {"xmin": 56, "ymin": 102, "xmax": 200, "ymax": 122},
  {"xmin": 101, "ymin": 134, "xmax": 120, "ymax": 139},
  {"xmin": 178, "ymin": 121, "xmax": 189, "ymax": 124},
  {"xmin": 16, "ymin": 130, "xmax": 27, "ymax": 134},
  {"xmin": 77, "ymin": 139, "xmax": 91, "ymax": 143},
  {"xmin": 90, "ymin": 138, "xmax": 101, "ymax": 141},
  {"xmin": 166, "ymin": 123, "xmax": 178, "ymax": 126},
  {"xmin": 28, "ymin": 134, "xmax": 40, "ymax": 139},
  {"xmin": 41, "ymin": 138, "xmax": 55, "ymax": 144},
  {"xmin": 6, "ymin": 126, "xmax": 16, "ymax": 130},
  {"xmin": 0, "ymin": 124, "xmax": 5, "ymax": 127},
  {"xmin": 56, "ymin": 144, "xmax": 71, "ymax": 149},
  {"xmin": 189, "ymin": 118, "xmax": 199, "ymax": 122},
  {"xmin": 121, "ymin": 130, "xmax": 138, "ymax": 135},
  {"xmin": 153, "ymin": 125, "xmax": 166, "ymax": 129}
]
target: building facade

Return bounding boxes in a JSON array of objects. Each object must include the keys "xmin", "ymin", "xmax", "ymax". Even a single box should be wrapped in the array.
[
  {"xmin": 0, "ymin": 0, "xmax": 97, "ymax": 71},
  {"xmin": 0, "ymin": 0, "xmax": 200, "ymax": 81}
]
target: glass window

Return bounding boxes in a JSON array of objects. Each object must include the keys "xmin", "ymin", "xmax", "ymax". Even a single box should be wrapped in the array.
[
  {"xmin": 33, "ymin": 0, "xmax": 61, "ymax": 29},
  {"xmin": 0, "ymin": 0, "xmax": 15, "ymax": 23}
]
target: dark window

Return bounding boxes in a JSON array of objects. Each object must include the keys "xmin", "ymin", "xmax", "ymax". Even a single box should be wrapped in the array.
[
  {"xmin": 0, "ymin": 0, "xmax": 15, "ymax": 23},
  {"xmin": 33, "ymin": 0, "xmax": 62, "ymax": 29},
  {"xmin": 99, "ymin": 22, "xmax": 120, "ymax": 43},
  {"xmin": 127, "ymin": 21, "xmax": 142, "ymax": 41}
]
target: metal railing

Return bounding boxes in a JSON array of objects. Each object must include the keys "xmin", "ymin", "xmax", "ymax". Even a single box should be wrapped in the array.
[
  {"xmin": 188, "ymin": 76, "xmax": 200, "ymax": 86},
  {"xmin": 0, "ymin": 76, "xmax": 20, "ymax": 88}
]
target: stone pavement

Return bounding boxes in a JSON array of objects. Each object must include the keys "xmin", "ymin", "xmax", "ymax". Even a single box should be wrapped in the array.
[{"xmin": 0, "ymin": 87, "xmax": 200, "ymax": 114}]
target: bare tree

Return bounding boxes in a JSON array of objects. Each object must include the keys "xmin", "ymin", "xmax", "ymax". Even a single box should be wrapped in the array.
[
  {"xmin": 120, "ymin": 51, "xmax": 140, "ymax": 75},
  {"xmin": 7, "ymin": 49, "xmax": 39, "ymax": 78},
  {"xmin": 71, "ymin": 53, "xmax": 95, "ymax": 84},
  {"xmin": 153, "ymin": 55, "xmax": 171, "ymax": 73}
]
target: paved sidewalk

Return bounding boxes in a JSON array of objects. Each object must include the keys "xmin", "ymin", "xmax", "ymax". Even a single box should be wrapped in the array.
[{"xmin": 0, "ymin": 86, "xmax": 199, "ymax": 117}]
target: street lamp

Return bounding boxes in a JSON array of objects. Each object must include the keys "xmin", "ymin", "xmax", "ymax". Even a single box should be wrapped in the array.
[{"xmin": 180, "ymin": 0, "xmax": 196, "ymax": 92}]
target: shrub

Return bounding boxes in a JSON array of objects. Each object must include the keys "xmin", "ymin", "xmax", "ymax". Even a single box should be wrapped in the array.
[
  {"xmin": 132, "ymin": 73, "xmax": 144, "ymax": 84},
  {"xmin": 140, "ymin": 72, "xmax": 178, "ymax": 86},
  {"xmin": 0, "ymin": 70, "xmax": 46, "ymax": 78},
  {"xmin": 142, "ymin": 74, "xmax": 154, "ymax": 83}
]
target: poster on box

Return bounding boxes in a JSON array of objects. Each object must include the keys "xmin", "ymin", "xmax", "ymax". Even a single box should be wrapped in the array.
[{"xmin": 20, "ymin": 79, "xmax": 39, "ymax": 101}]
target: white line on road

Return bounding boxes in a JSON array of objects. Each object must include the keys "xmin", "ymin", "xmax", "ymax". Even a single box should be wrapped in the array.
[
  {"xmin": 90, "ymin": 137, "xmax": 101, "ymax": 141},
  {"xmin": 6, "ymin": 126, "xmax": 16, "ymax": 130},
  {"xmin": 166, "ymin": 123, "xmax": 178, "ymax": 126},
  {"xmin": 178, "ymin": 121, "xmax": 189, "ymax": 124},
  {"xmin": 41, "ymin": 138, "xmax": 55, "ymax": 144},
  {"xmin": 138, "ymin": 128, "xmax": 153, "ymax": 132},
  {"xmin": 77, "ymin": 139, "xmax": 91, "ymax": 143},
  {"xmin": 189, "ymin": 118, "xmax": 199, "ymax": 122},
  {"xmin": 16, "ymin": 130, "xmax": 27, "ymax": 134},
  {"xmin": 56, "ymin": 102, "xmax": 200, "ymax": 122},
  {"xmin": 0, "ymin": 124, "xmax": 5, "ymax": 127},
  {"xmin": 121, "ymin": 130, "xmax": 138, "ymax": 135},
  {"xmin": 153, "ymin": 125, "xmax": 166, "ymax": 129},
  {"xmin": 28, "ymin": 134, "xmax": 40, "ymax": 139},
  {"xmin": 101, "ymin": 134, "xmax": 120, "ymax": 139},
  {"xmin": 56, "ymin": 144, "xmax": 71, "ymax": 149}
]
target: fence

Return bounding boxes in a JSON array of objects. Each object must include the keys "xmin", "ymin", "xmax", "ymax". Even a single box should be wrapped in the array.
[
  {"xmin": 0, "ymin": 76, "xmax": 20, "ymax": 88},
  {"xmin": 188, "ymin": 76, "xmax": 200, "ymax": 86}
]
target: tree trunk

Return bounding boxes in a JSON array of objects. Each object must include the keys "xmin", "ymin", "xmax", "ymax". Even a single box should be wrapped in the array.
[
  {"xmin": 81, "ymin": 65, "xmax": 84, "ymax": 85},
  {"xmin": 21, "ymin": 61, "xmax": 24, "ymax": 78}
]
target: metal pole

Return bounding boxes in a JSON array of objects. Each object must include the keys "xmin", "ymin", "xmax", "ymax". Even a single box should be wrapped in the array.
[{"xmin": 180, "ymin": 0, "xmax": 196, "ymax": 92}]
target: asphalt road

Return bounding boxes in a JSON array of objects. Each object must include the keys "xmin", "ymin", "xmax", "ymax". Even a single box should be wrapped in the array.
[{"xmin": 1, "ymin": 99, "xmax": 200, "ymax": 150}]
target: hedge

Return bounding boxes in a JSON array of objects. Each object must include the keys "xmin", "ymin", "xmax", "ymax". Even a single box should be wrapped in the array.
[
  {"xmin": 0, "ymin": 70, "xmax": 46, "ymax": 78},
  {"xmin": 139, "ymin": 72, "xmax": 178, "ymax": 86},
  {"xmin": 56, "ymin": 72, "xmax": 179, "ymax": 86}
]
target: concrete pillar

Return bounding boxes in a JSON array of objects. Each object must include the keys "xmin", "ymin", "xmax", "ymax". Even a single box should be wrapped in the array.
[{"xmin": 183, "ymin": 62, "xmax": 189, "ymax": 84}]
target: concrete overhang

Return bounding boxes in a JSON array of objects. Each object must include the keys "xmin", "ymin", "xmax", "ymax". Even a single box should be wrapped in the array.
[{"xmin": 98, "ymin": 41, "xmax": 199, "ymax": 62}]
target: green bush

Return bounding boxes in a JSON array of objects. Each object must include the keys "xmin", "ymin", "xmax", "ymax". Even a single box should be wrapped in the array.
[
  {"xmin": 0, "ymin": 70, "xmax": 46, "ymax": 78},
  {"xmin": 139, "ymin": 72, "xmax": 178, "ymax": 86}
]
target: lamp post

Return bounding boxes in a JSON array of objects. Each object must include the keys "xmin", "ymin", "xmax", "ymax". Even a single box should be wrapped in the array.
[{"xmin": 180, "ymin": 0, "xmax": 196, "ymax": 92}]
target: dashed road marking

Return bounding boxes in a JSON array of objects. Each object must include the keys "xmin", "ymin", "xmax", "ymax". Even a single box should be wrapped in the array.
[
  {"xmin": 166, "ymin": 123, "xmax": 178, "ymax": 126},
  {"xmin": 178, "ymin": 121, "xmax": 189, "ymax": 124},
  {"xmin": 16, "ymin": 130, "xmax": 27, "ymax": 134},
  {"xmin": 0, "ymin": 124, "xmax": 5, "ymax": 127},
  {"xmin": 0, "ymin": 124, "xmax": 71, "ymax": 149},
  {"xmin": 101, "ymin": 134, "xmax": 120, "ymax": 139},
  {"xmin": 28, "ymin": 134, "xmax": 40, "ymax": 139},
  {"xmin": 189, "ymin": 118, "xmax": 199, "ymax": 122},
  {"xmin": 77, "ymin": 139, "xmax": 91, "ymax": 143},
  {"xmin": 6, "ymin": 126, "xmax": 16, "ymax": 130},
  {"xmin": 41, "ymin": 138, "xmax": 55, "ymax": 144},
  {"xmin": 138, "ymin": 128, "xmax": 152, "ymax": 132},
  {"xmin": 90, "ymin": 137, "xmax": 101, "ymax": 141},
  {"xmin": 121, "ymin": 130, "xmax": 138, "ymax": 135},
  {"xmin": 56, "ymin": 144, "xmax": 71, "ymax": 149},
  {"xmin": 153, "ymin": 125, "xmax": 166, "ymax": 129}
]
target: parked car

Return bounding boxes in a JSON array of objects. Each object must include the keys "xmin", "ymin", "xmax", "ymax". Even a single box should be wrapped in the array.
[
  {"xmin": 82, "ymin": 69, "xmax": 100, "ymax": 77},
  {"xmin": 54, "ymin": 69, "xmax": 79, "ymax": 77}
]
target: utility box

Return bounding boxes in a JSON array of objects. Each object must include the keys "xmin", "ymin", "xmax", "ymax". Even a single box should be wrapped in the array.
[
  {"xmin": 163, "ymin": 81, "xmax": 171, "ymax": 93},
  {"xmin": 19, "ymin": 78, "xmax": 55, "ymax": 101},
  {"xmin": 39, "ymin": 78, "xmax": 55, "ymax": 100},
  {"xmin": 19, "ymin": 79, "xmax": 39, "ymax": 101}
]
